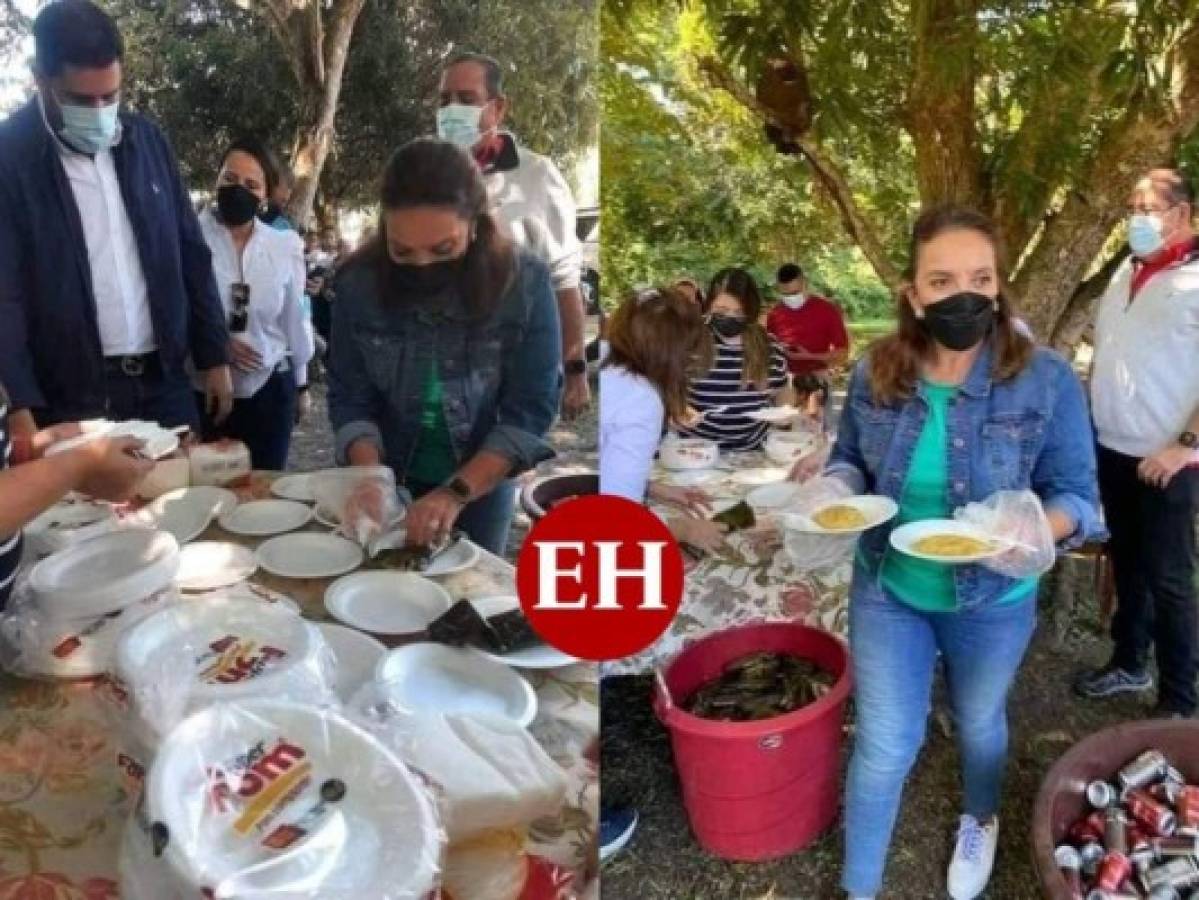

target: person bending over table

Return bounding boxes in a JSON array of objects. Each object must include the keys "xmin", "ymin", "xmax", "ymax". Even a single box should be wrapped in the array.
[
  {"xmin": 0, "ymin": 382, "xmax": 152, "ymax": 609},
  {"xmin": 676, "ymin": 267, "xmax": 792, "ymax": 452},
  {"xmin": 792, "ymin": 206, "xmax": 1105, "ymax": 900},
  {"xmin": 327, "ymin": 138, "xmax": 561, "ymax": 556},
  {"xmin": 194, "ymin": 137, "xmax": 313, "ymax": 470}
]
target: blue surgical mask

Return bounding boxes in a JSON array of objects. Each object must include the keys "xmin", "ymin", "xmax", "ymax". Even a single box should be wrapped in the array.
[
  {"xmin": 437, "ymin": 103, "xmax": 487, "ymax": 149},
  {"xmin": 58, "ymin": 98, "xmax": 120, "ymax": 155},
  {"xmin": 1128, "ymin": 213, "xmax": 1165, "ymax": 258}
]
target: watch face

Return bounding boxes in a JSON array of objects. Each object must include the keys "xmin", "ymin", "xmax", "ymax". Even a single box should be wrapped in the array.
[{"xmin": 1183, "ymin": 431, "xmax": 1199, "ymax": 448}]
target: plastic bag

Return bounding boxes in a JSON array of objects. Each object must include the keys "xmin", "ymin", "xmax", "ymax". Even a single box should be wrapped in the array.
[
  {"xmin": 107, "ymin": 597, "xmax": 337, "ymax": 771},
  {"xmin": 780, "ymin": 476, "xmax": 860, "ymax": 572},
  {"xmin": 953, "ymin": 489, "xmax": 1057, "ymax": 578},
  {"xmin": 311, "ymin": 466, "xmax": 403, "ymax": 546},
  {"xmin": 353, "ymin": 701, "xmax": 569, "ymax": 843},
  {"xmin": 118, "ymin": 699, "xmax": 444, "ymax": 899}
]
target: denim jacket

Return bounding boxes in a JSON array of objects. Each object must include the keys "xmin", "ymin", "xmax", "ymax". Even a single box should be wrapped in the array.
[
  {"xmin": 327, "ymin": 251, "xmax": 562, "ymax": 482},
  {"xmin": 828, "ymin": 341, "xmax": 1106, "ymax": 611}
]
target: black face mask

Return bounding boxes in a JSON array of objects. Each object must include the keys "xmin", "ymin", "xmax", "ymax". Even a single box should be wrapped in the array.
[
  {"xmin": 709, "ymin": 314, "xmax": 748, "ymax": 339},
  {"xmin": 921, "ymin": 291, "xmax": 995, "ymax": 351},
  {"xmin": 216, "ymin": 184, "xmax": 260, "ymax": 228},
  {"xmin": 389, "ymin": 257, "xmax": 463, "ymax": 295}
]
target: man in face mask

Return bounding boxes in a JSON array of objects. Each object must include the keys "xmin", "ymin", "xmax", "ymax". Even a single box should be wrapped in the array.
[
  {"xmin": 260, "ymin": 166, "xmax": 296, "ymax": 232},
  {"xmin": 436, "ymin": 52, "xmax": 589, "ymax": 421},
  {"xmin": 765, "ymin": 262, "xmax": 849, "ymax": 412},
  {"xmin": 1077, "ymin": 167, "xmax": 1199, "ymax": 719},
  {"xmin": 0, "ymin": 0, "xmax": 232, "ymax": 440}
]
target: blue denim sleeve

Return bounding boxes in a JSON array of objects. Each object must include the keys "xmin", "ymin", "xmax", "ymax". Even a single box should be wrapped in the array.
[
  {"xmin": 1032, "ymin": 359, "xmax": 1107, "ymax": 550},
  {"xmin": 480, "ymin": 257, "xmax": 562, "ymax": 473},
  {"xmin": 825, "ymin": 359, "xmax": 869, "ymax": 495},
  {"xmin": 326, "ymin": 277, "xmax": 385, "ymax": 465}
]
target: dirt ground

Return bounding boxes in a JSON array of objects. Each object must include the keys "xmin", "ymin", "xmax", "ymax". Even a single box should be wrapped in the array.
[{"xmin": 599, "ymin": 560, "xmax": 1172, "ymax": 900}]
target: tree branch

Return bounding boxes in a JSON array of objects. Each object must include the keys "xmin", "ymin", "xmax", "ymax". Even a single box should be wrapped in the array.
[
  {"xmin": 698, "ymin": 54, "xmax": 902, "ymax": 291},
  {"xmin": 1048, "ymin": 245, "xmax": 1129, "ymax": 351}
]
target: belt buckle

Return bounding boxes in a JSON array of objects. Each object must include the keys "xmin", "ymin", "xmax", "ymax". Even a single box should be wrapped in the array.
[{"xmin": 120, "ymin": 356, "xmax": 144, "ymax": 377}]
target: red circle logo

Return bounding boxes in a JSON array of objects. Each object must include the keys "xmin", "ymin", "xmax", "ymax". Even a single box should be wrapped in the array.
[{"xmin": 516, "ymin": 495, "xmax": 684, "ymax": 662}]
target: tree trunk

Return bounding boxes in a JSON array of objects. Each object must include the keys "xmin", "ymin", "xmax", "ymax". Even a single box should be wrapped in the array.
[
  {"xmin": 255, "ymin": 0, "xmax": 367, "ymax": 228},
  {"xmin": 1048, "ymin": 247, "xmax": 1129, "ymax": 352}
]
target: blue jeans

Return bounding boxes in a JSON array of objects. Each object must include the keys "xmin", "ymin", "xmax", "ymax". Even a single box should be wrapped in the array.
[
  {"xmin": 410, "ymin": 478, "xmax": 516, "ymax": 558},
  {"xmin": 842, "ymin": 579, "xmax": 1036, "ymax": 896}
]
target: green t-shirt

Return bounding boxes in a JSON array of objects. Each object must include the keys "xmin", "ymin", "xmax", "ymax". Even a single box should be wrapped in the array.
[
  {"xmin": 881, "ymin": 380, "xmax": 1034, "ymax": 612},
  {"xmin": 406, "ymin": 358, "xmax": 457, "ymax": 486}
]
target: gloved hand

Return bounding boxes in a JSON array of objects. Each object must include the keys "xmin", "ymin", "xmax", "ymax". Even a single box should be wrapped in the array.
[
  {"xmin": 781, "ymin": 476, "xmax": 859, "ymax": 572},
  {"xmin": 312, "ymin": 466, "xmax": 401, "ymax": 547},
  {"xmin": 953, "ymin": 489, "xmax": 1056, "ymax": 578},
  {"xmin": 787, "ymin": 434, "xmax": 831, "ymax": 483}
]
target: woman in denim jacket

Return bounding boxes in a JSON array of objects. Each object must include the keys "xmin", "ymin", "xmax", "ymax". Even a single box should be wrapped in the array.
[
  {"xmin": 327, "ymin": 139, "xmax": 561, "ymax": 555},
  {"xmin": 800, "ymin": 207, "xmax": 1105, "ymax": 900}
]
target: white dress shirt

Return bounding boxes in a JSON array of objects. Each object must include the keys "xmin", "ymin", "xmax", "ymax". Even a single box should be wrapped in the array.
[
  {"xmin": 51, "ymin": 113, "xmax": 156, "ymax": 356},
  {"xmin": 599, "ymin": 365, "xmax": 664, "ymax": 501},
  {"xmin": 196, "ymin": 209, "xmax": 313, "ymax": 400},
  {"xmin": 1091, "ymin": 252, "xmax": 1199, "ymax": 457}
]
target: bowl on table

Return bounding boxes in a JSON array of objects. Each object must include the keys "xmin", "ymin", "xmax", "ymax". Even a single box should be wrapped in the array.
[
  {"xmin": 764, "ymin": 429, "xmax": 821, "ymax": 467},
  {"xmin": 659, "ymin": 438, "xmax": 720, "ymax": 472},
  {"xmin": 519, "ymin": 472, "xmax": 598, "ymax": 522}
]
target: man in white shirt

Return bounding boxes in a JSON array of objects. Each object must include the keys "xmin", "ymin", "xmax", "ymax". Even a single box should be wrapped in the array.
[
  {"xmin": 0, "ymin": 1, "xmax": 232, "ymax": 441},
  {"xmin": 1075, "ymin": 167, "xmax": 1199, "ymax": 719},
  {"xmin": 436, "ymin": 53, "xmax": 590, "ymax": 420}
]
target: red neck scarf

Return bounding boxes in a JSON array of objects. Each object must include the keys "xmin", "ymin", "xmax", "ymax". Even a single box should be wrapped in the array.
[{"xmin": 1130, "ymin": 236, "xmax": 1198, "ymax": 299}]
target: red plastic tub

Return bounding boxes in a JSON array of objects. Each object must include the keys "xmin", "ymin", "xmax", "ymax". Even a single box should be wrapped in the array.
[{"xmin": 652, "ymin": 622, "xmax": 853, "ymax": 861}]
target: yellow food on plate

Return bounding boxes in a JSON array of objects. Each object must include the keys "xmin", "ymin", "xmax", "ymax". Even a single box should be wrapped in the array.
[
  {"xmin": 912, "ymin": 534, "xmax": 993, "ymax": 557},
  {"xmin": 812, "ymin": 504, "xmax": 868, "ymax": 530}
]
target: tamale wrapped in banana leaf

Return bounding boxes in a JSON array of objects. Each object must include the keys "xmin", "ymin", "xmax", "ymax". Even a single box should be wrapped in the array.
[
  {"xmin": 711, "ymin": 500, "xmax": 755, "ymax": 532},
  {"xmin": 683, "ymin": 651, "xmax": 834, "ymax": 722}
]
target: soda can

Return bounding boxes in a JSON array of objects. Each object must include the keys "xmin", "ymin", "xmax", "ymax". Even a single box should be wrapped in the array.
[
  {"xmin": 1152, "ymin": 835, "xmax": 1199, "ymax": 860},
  {"xmin": 1177, "ymin": 786, "xmax": 1199, "ymax": 832},
  {"xmin": 1147, "ymin": 886, "xmax": 1183, "ymax": 900},
  {"xmin": 1080, "ymin": 840, "xmax": 1107, "ymax": 876},
  {"xmin": 1164, "ymin": 767, "xmax": 1187, "ymax": 789},
  {"xmin": 1141, "ymin": 856, "xmax": 1199, "ymax": 893},
  {"xmin": 1070, "ymin": 811, "xmax": 1108, "ymax": 845},
  {"xmin": 1119, "ymin": 750, "xmax": 1169, "ymax": 792},
  {"xmin": 1105, "ymin": 807, "xmax": 1130, "ymax": 855},
  {"xmin": 1151, "ymin": 781, "xmax": 1184, "ymax": 806},
  {"xmin": 1128, "ymin": 824, "xmax": 1151, "ymax": 852},
  {"xmin": 1088, "ymin": 780, "xmax": 1119, "ymax": 809},
  {"xmin": 1129, "ymin": 790, "xmax": 1178, "ymax": 837},
  {"xmin": 1055, "ymin": 844, "xmax": 1084, "ymax": 899},
  {"xmin": 1096, "ymin": 851, "xmax": 1133, "ymax": 892}
]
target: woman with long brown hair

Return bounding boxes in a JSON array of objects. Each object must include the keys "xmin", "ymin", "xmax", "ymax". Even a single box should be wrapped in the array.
[
  {"xmin": 797, "ymin": 206, "xmax": 1104, "ymax": 900},
  {"xmin": 677, "ymin": 267, "xmax": 791, "ymax": 451},
  {"xmin": 326, "ymin": 137, "xmax": 561, "ymax": 555},
  {"xmin": 599, "ymin": 286, "xmax": 725, "ymax": 551}
]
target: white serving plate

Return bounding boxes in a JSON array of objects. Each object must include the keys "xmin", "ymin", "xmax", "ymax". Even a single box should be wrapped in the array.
[
  {"xmin": 256, "ymin": 533, "xmax": 363, "ymax": 579},
  {"xmin": 746, "ymin": 406, "xmax": 802, "ymax": 424},
  {"xmin": 376, "ymin": 643, "xmax": 538, "ymax": 728},
  {"xmin": 270, "ymin": 473, "xmax": 317, "ymax": 503},
  {"xmin": 144, "ymin": 700, "xmax": 440, "ymax": 898},
  {"xmin": 324, "ymin": 572, "xmax": 452, "ymax": 634},
  {"xmin": 316, "ymin": 623, "xmax": 388, "ymax": 703},
  {"xmin": 889, "ymin": 519, "xmax": 1009, "ymax": 564},
  {"xmin": 30, "ymin": 528, "xmax": 180, "ymax": 619},
  {"xmin": 662, "ymin": 469, "xmax": 722, "ymax": 488},
  {"xmin": 46, "ymin": 419, "xmax": 180, "ymax": 461},
  {"xmin": 781, "ymin": 495, "xmax": 899, "ymax": 535},
  {"xmin": 218, "ymin": 500, "xmax": 312, "ymax": 537},
  {"xmin": 468, "ymin": 596, "xmax": 577, "ymax": 670},
  {"xmin": 731, "ymin": 466, "xmax": 790, "ymax": 487},
  {"xmin": 139, "ymin": 486, "xmax": 238, "ymax": 545},
  {"xmin": 746, "ymin": 481, "xmax": 802, "ymax": 510},
  {"xmin": 371, "ymin": 530, "xmax": 481, "ymax": 577},
  {"xmin": 175, "ymin": 542, "xmax": 257, "ymax": 592},
  {"xmin": 24, "ymin": 499, "xmax": 118, "ymax": 557}
]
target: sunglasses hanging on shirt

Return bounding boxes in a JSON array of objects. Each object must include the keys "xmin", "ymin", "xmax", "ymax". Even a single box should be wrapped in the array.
[{"xmin": 230, "ymin": 282, "xmax": 250, "ymax": 333}]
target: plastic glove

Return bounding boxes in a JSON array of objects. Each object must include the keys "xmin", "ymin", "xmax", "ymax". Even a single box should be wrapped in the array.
[
  {"xmin": 788, "ymin": 434, "xmax": 831, "ymax": 483},
  {"xmin": 312, "ymin": 466, "xmax": 400, "ymax": 546},
  {"xmin": 953, "ymin": 489, "xmax": 1056, "ymax": 578},
  {"xmin": 781, "ymin": 476, "xmax": 859, "ymax": 572}
]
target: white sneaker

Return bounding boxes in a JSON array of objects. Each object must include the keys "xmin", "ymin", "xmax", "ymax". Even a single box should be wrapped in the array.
[{"xmin": 947, "ymin": 814, "xmax": 998, "ymax": 900}]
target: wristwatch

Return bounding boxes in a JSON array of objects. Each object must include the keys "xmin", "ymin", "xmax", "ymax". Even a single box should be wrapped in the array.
[
  {"xmin": 1181, "ymin": 431, "xmax": 1198, "ymax": 449},
  {"xmin": 564, "ymin": 359, "xmax": 587, "ymax": 376},
  {"xmin": 440, "ymin": 476, "xmax": 472, "ymax": 505}
]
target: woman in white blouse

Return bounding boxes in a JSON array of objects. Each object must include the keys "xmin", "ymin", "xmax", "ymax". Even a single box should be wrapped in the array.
[{"xmin": 194, "ymin": 138, "xmax": 314, "ymax": 470}]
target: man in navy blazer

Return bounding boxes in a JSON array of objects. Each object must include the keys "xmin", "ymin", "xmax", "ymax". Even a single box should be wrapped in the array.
[{"xmin": 0, "ymin": 0, "xmax": 232, "ymax": 441}]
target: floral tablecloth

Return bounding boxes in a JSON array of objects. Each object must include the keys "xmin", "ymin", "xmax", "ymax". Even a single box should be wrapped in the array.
[
  {"xmin": 607, "ymin": 452, "xmax": 854, "ymax": 676},
  {"xmin": 0, "ymin": 473, "xmax": 598, "ymax": 899}
]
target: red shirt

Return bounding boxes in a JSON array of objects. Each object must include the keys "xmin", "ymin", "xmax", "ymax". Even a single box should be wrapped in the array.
[
  {"xmin": 766, "ymin": 295, "xmax": 850, "ymax": 375},
  {"xmin": 1130, "ymin": 236, "xmax": 1199, "ymax": 299}
]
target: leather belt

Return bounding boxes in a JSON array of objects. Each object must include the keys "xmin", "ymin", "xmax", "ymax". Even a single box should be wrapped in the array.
[{"xmin": 104, "ymin": 352, "xmax": 159, "ymax": 378}]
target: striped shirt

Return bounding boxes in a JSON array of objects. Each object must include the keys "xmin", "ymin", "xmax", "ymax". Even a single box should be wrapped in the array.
[
  {"xmin": 679, "ymin": 337, "xmax": 790, "ymax": 451},
  {"xmin": 0, "ymin": 385, "xmax": 22, "ymax": 608}
]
